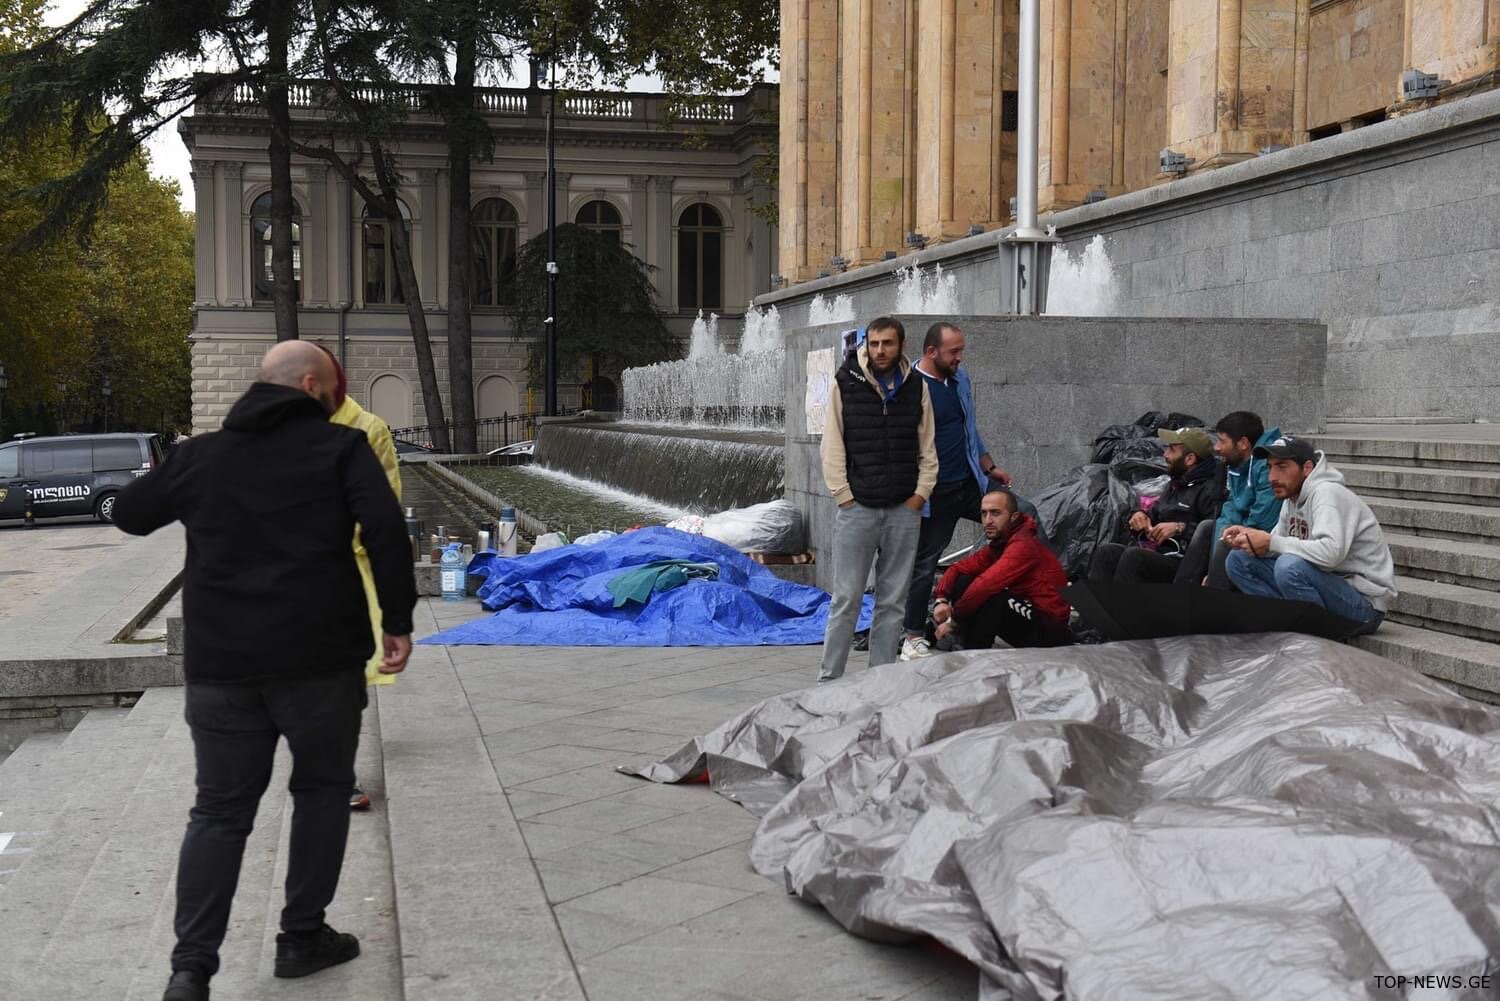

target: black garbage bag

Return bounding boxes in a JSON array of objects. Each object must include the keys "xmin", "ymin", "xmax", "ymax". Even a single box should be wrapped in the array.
[
  {"xmin": 1109, "ymin": 451, "xmax": 1168, "ymax": 484},
  {"xmin": 1133, "ymin": 410, "xmax": 1206, "ymax": 431},
  {"xmin": 1091, "ymin": 423, "xmax": 1157, "ymax": 464},
  {"xmin": 1030, "ymin": 464, "xmax": 1137, "ymax": 579}
]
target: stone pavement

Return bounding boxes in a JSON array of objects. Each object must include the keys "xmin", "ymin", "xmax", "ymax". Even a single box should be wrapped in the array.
[{"xmin": 382, "ymin": 596, "xmax": 976, "ymax": 1001}]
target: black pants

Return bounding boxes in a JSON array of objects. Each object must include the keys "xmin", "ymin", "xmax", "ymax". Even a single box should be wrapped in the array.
[
  {"xmin": 945, "ymin": 573, "xmax": 1071, "ymax": 649},
  {"xmin": 172, "ymin": 669, "xmax": 367, "ymax": 976},
  {"xmin": 1087, "ymin": 542, "xmax": 1181, "ymax": 585},
  {"xmin": 903, "ymin": 478, "xmax": 1049, "ymax": 635},
  {"xmin": 1173, "ymin": 520, "xmax": 1234, "ymax": 589}
]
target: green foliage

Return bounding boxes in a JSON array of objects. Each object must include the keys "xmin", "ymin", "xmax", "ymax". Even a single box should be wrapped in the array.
[{"xmin": 507, "ymin": 223, "xmax": 679, "ymax": 384}]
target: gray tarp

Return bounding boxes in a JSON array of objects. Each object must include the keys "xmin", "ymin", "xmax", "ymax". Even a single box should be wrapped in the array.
[{"xmin": 628, "ymin": 634, "xmax": 1500, "ymax": 1000}]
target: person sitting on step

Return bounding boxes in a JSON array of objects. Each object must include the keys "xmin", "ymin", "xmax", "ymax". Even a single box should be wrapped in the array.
[
  {"xmin": 1223, "ymin": 434, "xmax": 1396, "ymax": 635},
  {"xmin": 930, "ymin": 487, "xmax": 1071, "ymax": 651}
]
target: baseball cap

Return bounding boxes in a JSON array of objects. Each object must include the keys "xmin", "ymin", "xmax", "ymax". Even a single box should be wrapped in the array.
[
  {"xmin": 1157, "ymin": 427, "xmax": 1214, "ymax": 460},
  {"xmin": 1253, "ymin": 434, "xmax": 1318, "ymax": 463}
]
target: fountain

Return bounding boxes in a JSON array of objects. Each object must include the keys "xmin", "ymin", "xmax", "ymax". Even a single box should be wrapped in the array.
[
  {"xmin": 740, "ymin": 303, "xmax": 783, "ymax": 354},
  {"xmin": 687, "ymin": 310, "xmax": 723, "ymax": 359},
  {"xmin": 807, "ymin": 292, "xmax": 855, "ymax": 326},
  {"xmin": 893, "ymin": 262, "xmax": 960, "ymax": 314},
  {"xmin": 1044, "ymin": 235, "xmax": 1120, "ymax": 316}
]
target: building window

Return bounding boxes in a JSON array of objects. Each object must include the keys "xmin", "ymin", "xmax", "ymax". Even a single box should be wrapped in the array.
[
  {"xmin": 251, "ymin": 192, "xmax": 302, "ymax": 304},
  {"xmin": 677, "ymin": 203, "xmax": 723, "ymax": 310},
  {"xmin": 471, "ymin": 198, "xmax": 519, "ymax": 307},
  {"xmin": 363, "ymin": 201, "xmax": 411, "ymax": 305},
  {"xmin": 576, "ymin": 199, "xmax": 622, "ymax": 242}
]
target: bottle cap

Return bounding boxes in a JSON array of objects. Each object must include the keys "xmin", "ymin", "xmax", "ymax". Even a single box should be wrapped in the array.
[{"xmin": 500, "ymin": 507, "xmax": 516, "ymax": 520}]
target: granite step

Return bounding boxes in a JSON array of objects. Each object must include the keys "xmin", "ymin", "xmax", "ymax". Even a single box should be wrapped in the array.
[
  {"xmin": 0, "ymin": 693, "xmax": 180, "ymax": 993},
  {"xmin": 1338, "ymin": 463, "xmax": 1500, "ymax": 508},
  {"xmin": 1365, "ymin": 497, "xmax": 1500, "ymax": 546},
  {"xmin": 1312, "ymin": 435, "xmax": 1500, "ymax": 473},
  {"xmin": 1389, "ymin": 576, "xmax": 1500, "ymax": 645},
  {"xmin": 1355, "ymin": 622, "xmax": 1500, "ymax": 703},
  {"xmin": 1386, "ymin": 532, "xmax": 1500, "ymax": 593}
]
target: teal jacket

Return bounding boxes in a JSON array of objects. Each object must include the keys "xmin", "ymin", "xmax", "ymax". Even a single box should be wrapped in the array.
[{"xmin": 1214, "ymin": 426, "xmax": 1283, "ymax": 537}]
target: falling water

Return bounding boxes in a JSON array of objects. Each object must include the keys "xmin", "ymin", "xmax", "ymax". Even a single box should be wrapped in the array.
[
  {"xmin": 534, "ymin": 423, "xmax": 784, "ymax": 513},
  {"xmin": 893, "ymin": 262, "xmax": 960, "ymax": 314},
  {"xmin": 1044, "ymin": 235, "xmax": 1120, "ymax": 316},
  {"xmin": 687, "ymin": 310, "xmax": 722, "ymax": 359},
  {"xmin": 740, "ymin": 303, "xmax": 784, "ymax": 354},
  {"xmin": 807, "ymin": 293, "xmax": 855, "ymax": 326}
]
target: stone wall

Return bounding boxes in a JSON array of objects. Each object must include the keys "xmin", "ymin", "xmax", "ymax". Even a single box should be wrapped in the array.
[
  {"xmin": 757, "ymin": 90, "xmax": 1500, "ymax": 423},
  {"xmin": 784, "ymin": 315, "xmax": 1326, "ymax": 590}
]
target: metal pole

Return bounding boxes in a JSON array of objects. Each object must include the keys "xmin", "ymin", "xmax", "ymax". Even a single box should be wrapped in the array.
[
  {"xmin": 1015, "ymin": 0, "xmax": 1043, "ymax": 239},
  {"xmin": 543, "ymin": 60, "xmax": 559, "ymax": 418}
]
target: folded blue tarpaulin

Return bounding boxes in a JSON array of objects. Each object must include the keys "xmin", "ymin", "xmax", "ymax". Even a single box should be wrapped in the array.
[{"xmin": 420, "ymin": 527, "xmax": 872, "ymax": 647}]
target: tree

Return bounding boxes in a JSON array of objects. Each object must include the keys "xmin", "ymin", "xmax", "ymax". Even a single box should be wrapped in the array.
[{"xmin": 509, "ymin": 223, "xmax": 679, "ymax": 387}]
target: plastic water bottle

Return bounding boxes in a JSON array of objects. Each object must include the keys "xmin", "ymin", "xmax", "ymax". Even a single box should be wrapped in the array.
[
  {"xmin": 498, "ymin": 507, "xmax": 519, "ymax": 557},
  {"xmin": 440, "ymin": 543, "xmax": 466, "ymax": 601}
]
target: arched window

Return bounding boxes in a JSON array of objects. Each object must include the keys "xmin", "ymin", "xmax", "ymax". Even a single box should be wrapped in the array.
[
  {"xmin": 677, "ymin": 203, "xmax": 723, "ymax": 310},
  {"xmin": 476, "ymin": 374, "xmax": 520, "ymax": 419},
  {"xmin": 368, "ymin": 373, "xmax": 412, "ymax": 428},
  {"xmin": 251, "ymin": 193, "xmax": 302, "ymax": 304},
  {"xmin": 471, "ymin": 198, "xmax": 519, "ymax": 307},
  {"xmin": 363, "ymin": 200, "xmax": 411, "ymax": 305},
  {"xmin": 592, "ymin": 375, "xmax": 619, "ymax": 412},
  {"xmin": 576, "ymin": 199, "xmax": 622, "ymax": 243}
]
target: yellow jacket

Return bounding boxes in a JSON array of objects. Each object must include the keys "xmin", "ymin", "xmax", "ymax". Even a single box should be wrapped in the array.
[{"xmin": 331, "ymin": 396, "xmax": 402, "ymax": 683}]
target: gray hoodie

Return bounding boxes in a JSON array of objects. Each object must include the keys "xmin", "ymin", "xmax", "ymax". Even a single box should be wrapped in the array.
[{"xmin": 1268, "ymin": 451, "xmax": 1398, "ymax": 611}]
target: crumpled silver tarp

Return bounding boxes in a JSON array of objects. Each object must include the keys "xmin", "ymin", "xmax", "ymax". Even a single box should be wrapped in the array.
[{"xmin": 628, "ymin": 634, "xmax": 1500, "ymax": 1000}]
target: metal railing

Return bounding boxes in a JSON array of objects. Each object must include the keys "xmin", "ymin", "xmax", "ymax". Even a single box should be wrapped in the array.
[{"xmin": 391, "ymin": 410, "xmax": 575, "ymax": 454}]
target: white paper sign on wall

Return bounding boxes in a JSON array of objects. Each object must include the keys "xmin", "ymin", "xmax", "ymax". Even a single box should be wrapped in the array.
[{"xmin": 805, "ymin": 348, "xmax": 836, "ymax": 437}]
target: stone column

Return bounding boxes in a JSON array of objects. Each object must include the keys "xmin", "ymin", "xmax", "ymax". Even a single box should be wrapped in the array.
[
  {"xmin": 1037, "ymin": 0, "xmax": 1128, "ymax": 209},
  {"xmin": 220, "ymin": 162, "xmax": 246, "ymax": 306},
  {"xmin": 329, "ymin": 172, "xmax": 351, "ymax": 306},
  {"xmin": 838, "ymin": 0, "xmax": 909, "ymax": 264},
  {"xmin": 416, "ymin": 168, "xmax": 439, "ymax": 309},
  {"xmin": 651, "ymin": 176, "xmax": 674, "ymax": 306},
  {"xmin": 780, "ymin": 0, "xmax": 840, "ymax": 283},
  {"xmin": 628, "ymin": 175, "xmax": 650, "ymax": 257},
  {"xmin": 555, "ymin": 171, "xmax": 573, "ymax": 227},
  {"xmin": 190, "ymin": 159, "xmax": 217, "ymax": 306},
  {"xmin": 1166, "ymin": 0, "xmax": 1300, "ymax": 170},
  {"xmin": 435, "ymin": 169, "xmax": 450, "ymax": 308},
  {"xmin": 304, "ymin": 164, "xmax": 329, "ymax": 307}
]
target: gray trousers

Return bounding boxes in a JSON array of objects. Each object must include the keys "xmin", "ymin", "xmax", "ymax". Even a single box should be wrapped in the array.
[{"xmin": 819, "ymin": 501, "xmax": 922, "ymax": 681}]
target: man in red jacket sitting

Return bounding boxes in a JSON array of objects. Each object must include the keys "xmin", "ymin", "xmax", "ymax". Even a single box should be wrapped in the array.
[{"xmin": 931, "ymin": 488, "xmax": 1072, "ymax": 650}]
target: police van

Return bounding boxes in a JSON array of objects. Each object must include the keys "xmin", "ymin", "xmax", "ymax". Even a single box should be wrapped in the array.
[{"xmin": 0, "ymin": 433, "xmax": 166, "ymax": 524}]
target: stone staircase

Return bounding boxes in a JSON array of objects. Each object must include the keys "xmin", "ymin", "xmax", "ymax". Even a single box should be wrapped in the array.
[{"xmin": 1310, "ymin": 426, "xmax": 1500, "ymax": 701}]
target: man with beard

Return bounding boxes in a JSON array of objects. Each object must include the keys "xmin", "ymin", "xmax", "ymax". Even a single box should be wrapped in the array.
[
  {"xmin": 899, "ymin": 322, "xmax": 1047, "ymax": 661},
  {"xmin": 818, "ymin": 316, "xmax": 938, "ymax": 682},
  {"xmin": 1087, "ymin": 427, "xmax": 1223, "ymax": 584},
  {"xmin": 113, "ymin": 341, "xmax": 416, "ymax": 1001},
  {"xmin": 1224, "ymin": 434, "xmax": 1395, "ymax": 634},
  {"xmin": 931, "ymin": 487, "xmax": 1071, "ymax": 650},
  {"xmin": 1174, "ymin": 410, "xmax": 1282, "ymax": 589}
]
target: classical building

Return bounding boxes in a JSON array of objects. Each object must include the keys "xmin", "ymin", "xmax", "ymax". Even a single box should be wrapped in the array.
[
  {"xmin": 181, "ymin": 80, "xmax": 777, "ymax": 433},
  {"xmin": 778, "ymin": 0, "xmax": 1500, "ymax": 281}
]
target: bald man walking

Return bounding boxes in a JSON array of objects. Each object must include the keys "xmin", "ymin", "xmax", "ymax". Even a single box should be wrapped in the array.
[{"xmin": 114, "ymin": 342, "xmax": 417, "ymax": 1001}]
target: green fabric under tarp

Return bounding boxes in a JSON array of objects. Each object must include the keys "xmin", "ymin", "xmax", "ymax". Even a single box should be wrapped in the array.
[{"xmin": 606, "ymin": 560, "xmax": 721, "ymax": 608}]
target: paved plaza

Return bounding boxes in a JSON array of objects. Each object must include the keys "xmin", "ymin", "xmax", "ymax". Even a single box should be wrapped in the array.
[{"xmin": 0, "ymin": 519, "xmax": 974, "ymax": 1000}]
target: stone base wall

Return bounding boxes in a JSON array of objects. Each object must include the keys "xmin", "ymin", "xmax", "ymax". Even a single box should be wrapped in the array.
[
  {"xmin": 785, "ymin": 315, "xmax": 1327, "ymax": 590},
  {"xmin": 758, "ymin": 90, "xmax": 1500, "ymax": 423}
]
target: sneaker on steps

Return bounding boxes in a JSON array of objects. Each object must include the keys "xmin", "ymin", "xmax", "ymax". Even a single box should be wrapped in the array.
[
  {"xmin": 162, "ymin": 970, "xmax": 209, "ymax": 1001},
  {"xmin": 274, "ymin": 924, "xmax": 361, "ymax": 979},
  {"xmin": 900, "ymin": 636, "xmax": 933, "ymax": 661}
]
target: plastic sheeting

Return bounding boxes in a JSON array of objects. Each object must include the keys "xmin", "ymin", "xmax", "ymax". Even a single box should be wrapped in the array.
[
  {"xmin": 1029, "ymin": 464, "xmax": 1136, "ymax": 579},
  {"xmin": 630, "ymin": 634, "xmax": 1500, "ymax": 1000},
  {"xmin": 421, "ymin": 527, "xmax": 871, "ymax": 647}
]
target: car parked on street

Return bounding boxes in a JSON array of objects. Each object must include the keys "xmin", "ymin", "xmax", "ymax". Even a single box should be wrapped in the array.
[{"xmin": 0, "ymin": 432, "xmax": 166, "ymax": 523}]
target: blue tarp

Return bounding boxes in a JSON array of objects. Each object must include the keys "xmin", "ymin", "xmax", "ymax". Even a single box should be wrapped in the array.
[{"xmin": 420, "ymin": 527, "xmax": 872, "ymax": 647}]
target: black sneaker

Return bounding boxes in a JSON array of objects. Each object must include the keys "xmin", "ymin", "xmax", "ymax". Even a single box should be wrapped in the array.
[
  {"xmin": 162, "ymin": 970, "xmax": 209, "ymax": 1001},
  {"xmin": 274, "ymin": 924, "xmax": 360, "ymax": 979}
]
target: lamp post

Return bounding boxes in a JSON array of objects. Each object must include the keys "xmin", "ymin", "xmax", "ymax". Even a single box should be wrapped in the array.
[
  {"xmin": 543, "ymin": 54, "xmax": 559, "ymax": 418},
  {"xmin": 101, "ymin": 376, "xmax": 112, "ymax": 433}
]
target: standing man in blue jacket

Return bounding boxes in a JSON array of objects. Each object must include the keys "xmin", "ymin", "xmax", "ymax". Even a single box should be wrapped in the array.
[
  {"xmin": 1175, "ymin": 410, "xmax": 1281, "ymax": 588},
  {"xmin": 900, "ymin": 322, "xmax": 1046, "ymax": 661}
]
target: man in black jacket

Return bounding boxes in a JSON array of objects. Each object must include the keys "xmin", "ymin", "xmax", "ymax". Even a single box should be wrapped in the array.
[
  {"xmin": 114, "ymin": 341, "xmax": 417, "ymax": 1001},
  {"xmin": 1087, "ymin": 427, "xmax": 1223, "ymax": 585}
]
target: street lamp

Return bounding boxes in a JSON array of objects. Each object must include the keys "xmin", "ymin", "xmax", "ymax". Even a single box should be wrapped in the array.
[
  {"xmin": 101, "ymin": 375, "xmax": 112, "ymax": 433},
  {"xmin": 543, "ymin": 53, "xmax": 559, "ymax": 418}
]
